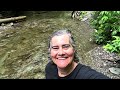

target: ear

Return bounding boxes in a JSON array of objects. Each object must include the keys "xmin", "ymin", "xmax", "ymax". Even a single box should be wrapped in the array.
[
  {"xmin": 73, "ymin": 49, "xmax": 75, "ymax": 53},
  {"xmin": 48, "ymin": 48, "xmax": 51, "ymax": 52}
]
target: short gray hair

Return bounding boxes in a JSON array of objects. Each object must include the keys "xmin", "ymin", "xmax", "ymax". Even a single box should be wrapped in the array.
[{"xmin": 48, "ymin": 29, "xmax": 79, "ymax": 63}]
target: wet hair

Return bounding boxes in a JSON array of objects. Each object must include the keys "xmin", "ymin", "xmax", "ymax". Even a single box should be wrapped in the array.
[{"xmin": 48, "ymin": 29, "xmax": 79, "ymax": 63}]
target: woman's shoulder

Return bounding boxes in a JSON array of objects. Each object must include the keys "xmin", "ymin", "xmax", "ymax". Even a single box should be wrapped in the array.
[
  {"xmin": 76, "ymin": 63, "xmax": 110, "ymax": 79},
  {"xmin": 45, "ymin": 61, "xmax": 57, "ymax": 71},
  {"xmin": 45, "ymin": 61, "xmax": 58, "ymax": 79}
]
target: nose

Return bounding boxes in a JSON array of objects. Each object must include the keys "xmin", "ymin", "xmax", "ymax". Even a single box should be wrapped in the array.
[{"xmin": 58, "ymin": 48, "xmax": 65, "ymax": 56}]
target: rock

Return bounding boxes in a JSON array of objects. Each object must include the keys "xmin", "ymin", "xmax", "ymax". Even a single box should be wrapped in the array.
[
  {"xmin": 85, "ymin": 46, "xmax": 120, "ymax": 79},
  {"xmin": 109, "ymin": 67, "xmax": 120, "ymax": 75}
]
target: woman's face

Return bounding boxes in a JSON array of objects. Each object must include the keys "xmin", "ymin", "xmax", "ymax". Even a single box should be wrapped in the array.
[{"xmin": 50, "ymin": 34, "xmax": 75, "ymax": 69}]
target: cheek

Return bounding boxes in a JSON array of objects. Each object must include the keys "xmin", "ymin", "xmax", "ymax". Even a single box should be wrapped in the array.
[
  {"xmin": 50, "ymin": 50, "xmax": 57, "ymax": 58},
  {"xmin": 68, "ymin": 49, "xmax": 75, "ymax": 55},
  {"xmin": 50, "ymin": 49, "xmax": 75, "ymax": 58}
]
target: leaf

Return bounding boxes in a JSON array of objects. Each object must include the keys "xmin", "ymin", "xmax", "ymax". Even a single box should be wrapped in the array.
[
  {"xmin": 112, "ymin": 31, "xmax": 117, "ymax": 36},
  {"xmin": 118, "ymin": 26, "xmax": 120, "ymax": 32}
]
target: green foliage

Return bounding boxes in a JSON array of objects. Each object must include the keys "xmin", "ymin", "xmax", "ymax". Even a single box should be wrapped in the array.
[
  {"xmin": 91, "ymin": 11, "xmax": 120, "ymax": 44},
  {"xmin": 79, "ymin": 11, "xmax": 87, "ymax": 20},
  {"xmin": 91, "ymin": 11, "xmax": 120, "ymax": 53},
  {"xmin": 103, "ymin": 36, "xmax": 120, "ymax": 53}
]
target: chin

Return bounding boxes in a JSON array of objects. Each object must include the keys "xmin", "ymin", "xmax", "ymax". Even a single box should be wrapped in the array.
[
  {"xmin": 56, "ymin": 62, "xmax": 70, "ymax": 69},
  {"xmin": 57, "ymin": 65, "xmax": 68, "ymax": 69}
]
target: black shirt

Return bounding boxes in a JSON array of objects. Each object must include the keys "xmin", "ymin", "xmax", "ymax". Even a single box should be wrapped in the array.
[{"xmin": 45, "ymin": 61, "xmax": 110, "ymax": 79}]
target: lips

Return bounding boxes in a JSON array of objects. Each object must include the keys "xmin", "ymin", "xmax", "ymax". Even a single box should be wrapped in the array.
[{"xmin": 57, "ymin": 57, "xmax": 68, "ymax": 60}]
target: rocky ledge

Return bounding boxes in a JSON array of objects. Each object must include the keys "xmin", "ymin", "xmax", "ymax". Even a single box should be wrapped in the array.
[{"xmin": 85, "ymin": 46, "xmax": 120, "ymax": 79}]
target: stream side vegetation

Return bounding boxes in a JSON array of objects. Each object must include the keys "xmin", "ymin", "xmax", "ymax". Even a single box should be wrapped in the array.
[{"xmin": 90, "ymin": 11, "xmax": 120, "ymax": 54}]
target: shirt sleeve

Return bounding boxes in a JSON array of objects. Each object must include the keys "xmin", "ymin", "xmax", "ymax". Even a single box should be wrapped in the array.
[{"xmin": 76, "ymin": 64, "xmax": 110, "ymax": 79}]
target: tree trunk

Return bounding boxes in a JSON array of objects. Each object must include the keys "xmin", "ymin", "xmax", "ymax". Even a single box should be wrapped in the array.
[{"xmin": 0, "ymin": 16, "xmax": 26, "ymax": 23}]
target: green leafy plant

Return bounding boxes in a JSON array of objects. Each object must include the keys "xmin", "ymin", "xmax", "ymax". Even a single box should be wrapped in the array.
[
  {"xmin": 91, "ymin": 11, "xmax": 120, "ymax": 53},
  {"xmin": 91, "ymin": 11, "xmax": 120, "ymax": 45},
  {"xmin": 103, "ymin": 36, "xmax": 120, "ymax": 53},
  {"xmin": 79, "ymin": 11, "xmax": 87, "ymax": 20}
]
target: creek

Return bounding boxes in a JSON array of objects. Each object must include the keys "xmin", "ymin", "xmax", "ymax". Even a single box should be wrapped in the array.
[{"xmin": 0, "ymin": 11, "xmax": 97, "ymax": 78}]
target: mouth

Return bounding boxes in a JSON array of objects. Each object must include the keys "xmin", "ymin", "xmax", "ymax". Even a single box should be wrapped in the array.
[{"xmin": 57, "ymin": 57, "xmax": 68, "ymax": 60}]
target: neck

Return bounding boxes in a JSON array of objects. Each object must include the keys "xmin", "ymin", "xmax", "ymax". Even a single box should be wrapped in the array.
[{"xmin": 58, "ymin": 61, "xmax": 78, "ymax": 77}]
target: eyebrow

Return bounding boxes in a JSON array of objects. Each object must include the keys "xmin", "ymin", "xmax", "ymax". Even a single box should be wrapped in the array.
[
  {"xmin": 52, "ymin": 44, "xmax": 70, "ymax": 47},
  {"xmin": 52, "ymin": 46, "xmax": 58, "ymax": 48},
  {"xmin": 62, "ymin": 44, "xmax": 70, "ymax": 46}
]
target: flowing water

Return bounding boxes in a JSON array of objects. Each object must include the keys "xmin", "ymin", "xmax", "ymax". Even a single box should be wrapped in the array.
[{"xmin": 0, "ymin": 11, "xmax": 97, "ymax": 79}]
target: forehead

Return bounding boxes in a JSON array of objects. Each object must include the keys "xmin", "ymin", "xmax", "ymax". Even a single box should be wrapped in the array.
[{"xmin": 51, "ymin": 34, "xmax": 70, "ymax": 45}]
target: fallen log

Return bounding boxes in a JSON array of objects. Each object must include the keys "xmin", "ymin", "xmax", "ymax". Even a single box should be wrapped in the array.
[{"xmin": 0, "ymin": 16, "xmax": 26, "ymax": 24}]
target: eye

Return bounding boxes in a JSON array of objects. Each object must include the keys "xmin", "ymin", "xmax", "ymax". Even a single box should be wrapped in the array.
[
  {"xmin": 52, "ymin": 46, "xmax": 59, "ymax": 50},
  {"xmin": 62, "ymin": 44, "xmax": 70, "ymax": 49}
]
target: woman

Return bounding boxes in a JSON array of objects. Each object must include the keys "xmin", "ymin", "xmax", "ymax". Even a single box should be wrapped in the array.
[{"xmin": 45, "ymin": 29, "xmax": 110, "ymax": 79}]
